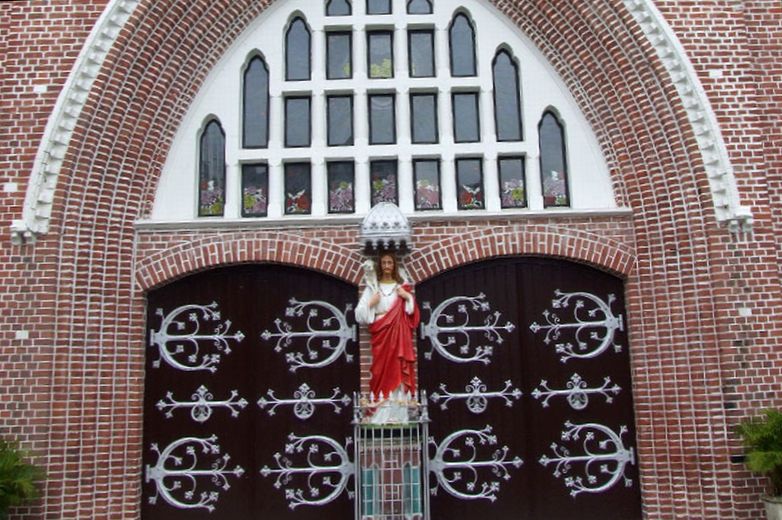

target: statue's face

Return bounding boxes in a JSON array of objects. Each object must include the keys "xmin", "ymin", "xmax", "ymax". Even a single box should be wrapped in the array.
[{"xmin": 380, "ymin": 255, "xmax": 395, "ymax": 276}]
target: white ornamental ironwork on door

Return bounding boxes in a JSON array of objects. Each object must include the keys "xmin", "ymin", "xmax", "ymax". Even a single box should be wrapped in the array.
[
  {"xmin": 428, "ymin": 426, "xmax": 523, "ymax": 502},
  {"xmin": 529, "ymin": 290, "xmax": 624, "ymax": 363},
  {"xmin": 257, "ymin": 383, "xmax": 352, "ymax": 420},
  {"xmin": 156, "ymin": 385, "xmax": 248, "ymax": 423},
  {"xmin": 532, "ymin": 374, "xmax": 621, "ymax": 411},
  {"xmin": 145, "ymin": 435, "xmax": 245, "ymax": 512},
  {"xmin": 539, "ymin": 421, "xmax": 636, "ymax": 497},
  {"xmin": 260, "ymin": 298, "xmax": 356, "ymax": 371},
  {"xmin": 429, "ymin": 377, "xmax": 522, "ymax": 414},
  {"xmin": 260, "ymin": 434, "xmax": 355, "ymax": 509},
  {"xmin": 420, "ymin": 294, "xmax": 515, "ymax": 364},
  {"xmin": 148, "ymin": 302, "xmax": 245, "ymax": 373}
]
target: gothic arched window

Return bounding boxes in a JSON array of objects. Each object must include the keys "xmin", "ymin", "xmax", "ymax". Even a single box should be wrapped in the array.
[
  {"xmin": 407, "ymin": 0, "xmax": 432, "ymax": 14},
  {"xmin": 198, "ymin": 119, "xmax": 225, "ymax": 217},
  {"xmin": 242, "ymin": 56, "xmax": 269, "ymax": 149},
  {"xmin": 492, "ymin": 49, "xmax": 522, "ymax": 141},
  {"xmin": 285, "ymin": 17, "xmax": 311, "ymax": 81},
  {"xmin": 449, "ymin": 13, "xmax": 476, "ymax": 77},
  {"xmin": 326, "ymin": 0, "xmax": 351, "ymax": 16},
  {"xmin": 539, "ymin": 110, "xmax": 570, "ymax": 207}
]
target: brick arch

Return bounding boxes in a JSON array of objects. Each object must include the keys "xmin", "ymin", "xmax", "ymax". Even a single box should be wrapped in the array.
[
  {"xmin": 406, "ymin": 226, "xmax": 636, "ymax": 283},
  {"xmin": 17, "ymin": 0, "xmax": 747, "ymax": 518},
  {"xmin": 136, "ymin": 232, "xmax": 364, "ymax": 291}
]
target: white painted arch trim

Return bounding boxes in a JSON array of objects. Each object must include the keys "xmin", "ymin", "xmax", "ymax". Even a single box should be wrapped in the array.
[
  {"xmin": 623, "ymin": 0, "xmax": 752, "ymax": 233},
  {"xmin": 10, "ymin": 0, "xmax": 140, "ymax": 245},
  {"xmin": 9, "ymin": 0, "xmax": 751, "ymax": 244}
]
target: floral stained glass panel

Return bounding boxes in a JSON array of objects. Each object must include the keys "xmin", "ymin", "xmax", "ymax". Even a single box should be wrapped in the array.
[
  {"xmin": 498, "ymin": 157, "xmax": 526, "ymax": 209},
  {"xmin": 370, "ymin": 160, "xmax": 398, "ymax": 206},
  {"xmin": 539, "ymin": 111, "xmax": 570, "ymax": 207},
  {"xmin": 242, "ymin": 163, "xmax": 269, "ymax": 217},
  {"xmin": 413, "ymin": 159, "xmax": 441, "ymax": 210},
  {"xmin": 284, "ymin": 163, "xmax": 312, "ymax": 214},
  {"xmin": 456, "ymin": 157, "xmax": 484, "ymax": 210},
  {"xmin": 198, "ymin": 120, "xmax": 225, "ymax": 217},
  {"xmin": 328, "ymin": 162, "xmax": 355, "ymax": 213}
]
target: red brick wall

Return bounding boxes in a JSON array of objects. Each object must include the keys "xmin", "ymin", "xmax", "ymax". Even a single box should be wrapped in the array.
[{"xmin": 1, "ymin": 1, "xmax": 780, "ymax": 518}]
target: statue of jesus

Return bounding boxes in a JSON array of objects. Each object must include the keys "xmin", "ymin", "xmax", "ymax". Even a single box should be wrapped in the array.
[{"xmin": 355, "ymin": 251, "xmax": 420, "ymax": 423}]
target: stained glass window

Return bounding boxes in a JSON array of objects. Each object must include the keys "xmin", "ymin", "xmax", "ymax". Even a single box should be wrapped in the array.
[
  {"xmin": 242, "ymin": 163, "xmax": 269, "ymax": 217},
  {"xmin": 493, "ymin": 50, "xmax": 522, "ymax": 141},
  {"xmin": 408, "ymin": 30, "xmax": 435, "ymax": 78},
  {"xmin": 286, "ymin": 17, "xmax": 311, "ymax": 81},
  {"xmin": 410, "ymin": 93, "xmax": 438, "ymax": 144},
  {"xmin": 449, "ymin": 13, "xmax": 476, "ymax": 77},
  {"xmin": 327, "ymin": 32, "xmax": 352, "ymax": 80},
  {"xmin": 328, "ymin": 95, "xmax": 354, "ymax": 146},
  {"xmin": 456, "ymin": 157, "xmax": 484, "ymax": 210},
  {"xmin": 242, "ymin": 56, "xmax": 269, "ymax": 149},
  {"xmin": 367, "ymin": 31, "xmax": 393, "ymax": 79},
  {"xmin": 370, "ymin": 160, "xmax": 398, "ymax": 205},
  {"xmin": 327, "ymin": 162, "xmax": 355, "ymax": 213},
  {"xmin": 368, "ymin": 94, "xmax": 396, "ymax": 144},
  {"xmin": 539, "ymin": 111, "xmax": 570, "ymax": 207},
  {"xmin": 285, "ymin": 96, "xmax": 311, "ymax": 147},
  {"xmin": 198, "ymin": 119, "xmax": 225, "ymax": 217},
  {"xmin": 407, "ymin": 0, "xmax": 432, "ymax": 14},
  {"xmin": 326, "ymin": 0, "xmax": 351, "ymax": 16},
  {"xmin": 284, "ymin": 162, "xmax": 312, "ymax": 214},
  {"xmin": 413, "ymin": 159, "xmax": 441, "ymax": 210},
  {"xmin": 498, "ymin": 156, "xmax": 526, "ymax": 209},
  {"xmin": 367, "ymin": 0, "xmax": 391, "ymax": 14},
  {"xmin": 452, "ymin": 92, "xmax": 480, "ymax": 143}
]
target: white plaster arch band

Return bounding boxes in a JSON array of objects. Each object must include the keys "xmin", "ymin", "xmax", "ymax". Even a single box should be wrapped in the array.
[{"xmin": 9, "ymin": 0, "xmax": 752, "ymax": 245}]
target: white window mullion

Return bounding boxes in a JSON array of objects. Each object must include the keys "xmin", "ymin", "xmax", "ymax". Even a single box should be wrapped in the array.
[
  {"xmin": 267, "ymin": 158, "xmax": 283, "ymax": 218},
  {"xmin": 398, "ymin": 156, "xmax": 414, "ymax": 213},
  {"xmin": 355, "ymin": 157, "xmax": 371, "ymax": 214},
  {"xmin": 441, "ymin": 156, "xmax": 457, "ymax": 213}
]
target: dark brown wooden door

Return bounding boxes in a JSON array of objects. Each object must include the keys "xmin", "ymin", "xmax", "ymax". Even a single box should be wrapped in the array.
[
  {"xmin": 417, "ymin": 257, "xmax": 642, "ymax": 520},
  {"xmin": 142, "ymin": 265, "xmax": 359, "ymax": 519}
]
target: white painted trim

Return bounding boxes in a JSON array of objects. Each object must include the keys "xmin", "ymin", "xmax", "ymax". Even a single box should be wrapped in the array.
[
  {"xmin": 623, "ymin": 0, "xmax": 752, "ymax": 233},
  {"xmin": 10, "ymin": 0, "xmax": 140, "ymax": 245},
  {"xmin": 133, "ymin": 206, "xmax": 634, "ymax": 232}
]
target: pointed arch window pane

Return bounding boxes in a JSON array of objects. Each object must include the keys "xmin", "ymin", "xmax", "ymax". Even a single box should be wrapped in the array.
[
  {"xmin": 456, "ymin": 157, "xmax": 484, "ymax": 210},
  {"xmin": 367, "ymin": 0, "xmax": 391, "ymax": 14},
  {"xmin": 285, "ymin": 96, "xmax": 311, "ymax": 147},
  {"xmin": 326, "ymin": 0, "xmax": 351, "ymax": 16},
  {"xmin": 243, "ymin": 57, "xmax": 269, "ymax": 148},
  {"xmin": 327, "ymin": 31, "xmax": 352, "ymax": 79},
  {"xmin": 452, "ymin": 92, "xmax": 480, "ymax": 143},
  {"xmin": 368, "ymin": 31, "xmax": 393, "ymax": 78},
  {"xmin": 284, "ymin": 162, "xmax": 312, "ymax": 214},
  {"xmin": 370, "ymin": 160, "xmax": 398, "ymax": 205},
  {"xmin": 539, "ymin": 111, "xmax": 570, "ymax": 207},
  {"xmin": 328, "ymin": 95, "xmax": 354, "ymax": 146},
  {"xmin": 449, "ymin": 13, "xmax": 476, "ymax": 77},
  {"xmin": 493, "ymin": 50, "xmax": 522, "ymax": 141},
  {"xmin": 198, "ymin": 120, "xmax": 225, "ymax": 217},
  {"xmin": 498, "ymin": 156, "xmax": 526, "ymax": 208},
  {"xmin": 408, "ymin": 30, "xmax": 435, "ymax": 78},
  {"xmin": 242, "ymin": 163, "xmax": 268, "ymax": 217},
  {"xmin": 286, "ymin": 17, "xmax": 311, "ymax": 81},
  {"xmin": 407, "ymin": 0, "xmax": 433, "ymax": 14},
  {"xmin": 328, "ymin": 161, "xmax": 355, "ymax": 213}
]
